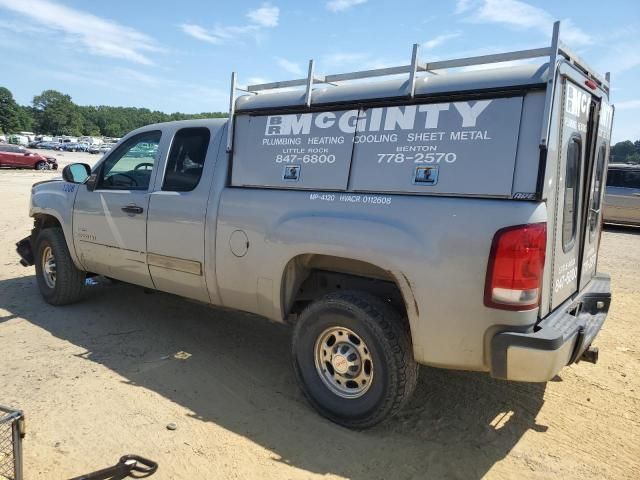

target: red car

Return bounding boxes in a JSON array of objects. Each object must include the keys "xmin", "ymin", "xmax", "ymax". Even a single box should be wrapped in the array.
[{"xmin": 0, "ymin": 144, "xmax": 58, "ymax": 170}]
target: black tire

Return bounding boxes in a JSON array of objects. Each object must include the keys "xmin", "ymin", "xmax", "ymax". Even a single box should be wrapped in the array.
[
  {"xmin": 34, "ymin": 228, "xmax": 85, "ymax": 305},
  {"xmin": 34, "ymin": 161, "xmax": 47, "ymax": 170},
  {"xmin": 292, "ymin": 291, "xmax": 418, "ymax": 429}
]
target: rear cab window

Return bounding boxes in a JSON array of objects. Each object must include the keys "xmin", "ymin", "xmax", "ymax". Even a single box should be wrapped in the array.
[{"xmin": 162, "ymin": 127, "xmax": 211, "ymax": 192}]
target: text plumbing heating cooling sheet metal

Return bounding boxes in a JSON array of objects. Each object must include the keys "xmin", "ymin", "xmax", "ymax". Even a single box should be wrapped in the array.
[
  {"xmin": 349, "ymin": 97, "xmax": 523, "ymax": 195},
  {"xmin": 231, "ymin": 96, "xmax": 523, "ymax": 195},
  {"xmin": 231, "ymin": 111, "xmax": 357, "ymax": 189}
]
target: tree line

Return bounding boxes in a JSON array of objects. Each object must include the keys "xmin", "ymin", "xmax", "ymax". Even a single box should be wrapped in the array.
[
  {"xmin": 0, "ymin": 86, "xmax": 226, "ymax": 138},
  {"xmin": 610, "ymin": 140, "xmax": 640, "ymax": 165}
]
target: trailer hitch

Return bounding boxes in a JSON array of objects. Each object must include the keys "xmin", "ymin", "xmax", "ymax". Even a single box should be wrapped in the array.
[
  {"xmin": 68, "ymin": 455, "xmax": 158, "ymax": 480},
  {"xmin": 580, "ymin": 345, "xmax": 599, "ymax": 364}
]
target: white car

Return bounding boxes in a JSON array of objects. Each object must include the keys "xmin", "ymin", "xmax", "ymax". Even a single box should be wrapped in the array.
[{"xmin": 89, "ymin": 143, "xmax": 115, "ymax": 154}]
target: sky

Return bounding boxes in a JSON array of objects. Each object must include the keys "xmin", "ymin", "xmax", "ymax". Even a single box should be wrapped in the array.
[{"xmin": 0, "ymin": 0, "xmax": 638, "ymax": 142}]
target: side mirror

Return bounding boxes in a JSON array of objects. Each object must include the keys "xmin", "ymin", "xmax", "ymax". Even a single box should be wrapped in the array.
[{"xmin": 62, "ymin": 163, "xmax": 91, "ymax": 184}]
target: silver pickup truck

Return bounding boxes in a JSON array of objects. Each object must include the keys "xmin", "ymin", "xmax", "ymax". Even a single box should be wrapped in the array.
[{"xmin": 16, "ymin": 22, "xmax": 614, "ymax": 428}]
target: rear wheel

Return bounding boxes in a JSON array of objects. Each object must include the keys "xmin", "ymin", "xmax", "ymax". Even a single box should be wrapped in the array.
[
  {"xmin": 35, "ymin": 228, "xmax": 85, "ymax": 305},
  {"xmin": 292, "ymin": 291, "xmax": 418, "ymax": 429}
]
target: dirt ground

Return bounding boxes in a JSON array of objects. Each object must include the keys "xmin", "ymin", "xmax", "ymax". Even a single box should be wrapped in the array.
[{"xmin": 0, "ymin": 150, "xmax": 639, "ymax": 479}]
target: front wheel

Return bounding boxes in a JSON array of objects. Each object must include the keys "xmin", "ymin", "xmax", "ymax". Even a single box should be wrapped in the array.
[
  {"xmin": 35, "ymin": 228, "xmax": 85, "ymax": 305},
  {"xmin": 292, "ymin": 291, "xmax": 418, "ymax": 429},
  {"xmin": 35, "ymin": 161, "xmax": 48, "ymax": 170}
]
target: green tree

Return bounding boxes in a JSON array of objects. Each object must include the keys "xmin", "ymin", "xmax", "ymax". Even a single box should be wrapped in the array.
[
  {"xmin": 4, "ymin": 86, "xmax": 227, "ymax": 137},
  {"xmin": 611, "ymin": 140, "xmax": 635, "ymax": 162},
  {"xmin": 32, "ymin": 90, "xmax": 83, "ymax": 135},
  {"xmin": 104, "ymin": 122, "xmax": 124, "ymax": 137},
  {"xmin": 625, "ymin": 152, "xmax": 640, "ymax": 165},
  {"xmin": 16, "ymin": 106, "xmax": 34, "ymax": 131},
  {"xmin": 0, "ymin": 86, "xmax": 21, "ymax": 133}
]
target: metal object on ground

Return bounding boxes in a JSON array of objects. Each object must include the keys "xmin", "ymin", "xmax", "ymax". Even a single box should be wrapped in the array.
[
  {"xmin": 69, "ymin": 454, "xmax": 158, "ymax": 480},
  {"xmin": 0, "ymin": 405, "xmax": 25, "ymax": 480}
]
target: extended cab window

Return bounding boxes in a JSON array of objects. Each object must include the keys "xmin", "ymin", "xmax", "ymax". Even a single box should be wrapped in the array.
[
  {"xmin": 98, "ymin": 131, "xmax": 161, "ymax": 190},
  {"xmin": 607, "ymin": 169, "xmax": 640, "ymax": 189},
  {"xmin": 162, "ymin": 127, "xmax": 211, "ymax": 192},
  {"xmin": 562, "ymin": 137, "xmax": 581, "ymax": 251}
]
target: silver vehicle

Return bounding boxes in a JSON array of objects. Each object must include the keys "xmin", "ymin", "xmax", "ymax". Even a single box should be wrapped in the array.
[
  {"xmin": 16, "ymin": 22, "xmax": 614, "ymax": 428},
  {"xmin": 604, "ymin": 163, "xmax": 640, "ymax": 226},
  {"xmin": 89, "ymin": 143, "xmax": 116, "ymax": 155}
]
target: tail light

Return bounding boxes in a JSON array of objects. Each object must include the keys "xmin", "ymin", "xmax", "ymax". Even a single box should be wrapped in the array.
[{"xmin": 484, "ymin": 223, "xmax": 547, "ymax": 310}]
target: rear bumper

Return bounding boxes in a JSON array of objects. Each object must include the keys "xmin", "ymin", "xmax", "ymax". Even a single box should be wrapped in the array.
[{"xmin": 490, "ymin": 273, "xmax": 611, "ymax": 382}]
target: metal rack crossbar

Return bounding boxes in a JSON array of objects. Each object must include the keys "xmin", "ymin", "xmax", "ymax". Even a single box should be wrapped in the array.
[{"xmin": 226, "ymin": 21, "xmax": 609, "ymax": 152}]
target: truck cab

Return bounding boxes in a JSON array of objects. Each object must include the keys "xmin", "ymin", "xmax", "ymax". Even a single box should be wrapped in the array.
[{"xmin": 17, "ymin": 21, "xmax": 613, "ymax": 428}]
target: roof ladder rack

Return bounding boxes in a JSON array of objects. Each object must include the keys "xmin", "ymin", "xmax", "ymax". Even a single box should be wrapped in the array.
[
  {"xmin": 226, "ymin": 20, "xmax": 609, "ymax": 153},
  {"xmin": 539, "ymin": 20, "xmax": 560, "ymax": 149},
  {"xmin": 226, "ymin": 71, "xmax": 236, "ymax": 153}
]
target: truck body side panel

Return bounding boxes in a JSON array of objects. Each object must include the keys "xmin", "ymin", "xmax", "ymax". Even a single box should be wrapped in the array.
[
  {"xmin": 214, "ymin": 188, "xmax": 546, "ymax": 370},
  {"xmin": 537, "ymin": 62, "xmax": 611, "ymax": 318},
  {"xmin": 579, "ymin": 101, "xmax": 613, "ymax": 289},
  {"xmin": 202, "ymin": 128, "xmax": 230, "ymax": 307},
  {"xmin": 538, "ymin": 75, "xmax": 565, "ymax": 317},
  {"xmin": 548, "ymin": 78, "xmax": 592, "ymax": 309}
]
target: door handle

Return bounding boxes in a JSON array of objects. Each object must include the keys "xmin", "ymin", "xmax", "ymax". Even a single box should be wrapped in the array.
[{"xmin": 121, "ymin": 204, "xmax": 144, "ymax": 214}]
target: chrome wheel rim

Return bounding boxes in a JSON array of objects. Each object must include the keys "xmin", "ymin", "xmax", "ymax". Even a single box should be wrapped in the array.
[
  {"xmin": 41, "ymin": 246, "xmax": 56, "ymax": 288},
  {"xmin": 314, "ymin": 326, "xmax": 373, "ymax": 399},
  {"xmin": 37, "ymin": 162, "xmax": 48, "ymax": 170}
]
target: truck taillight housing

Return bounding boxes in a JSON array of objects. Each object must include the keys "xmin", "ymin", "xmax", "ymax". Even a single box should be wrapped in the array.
[{"xmin": 484, "ymin": 223, "xmax": 547, "ymax": 310}]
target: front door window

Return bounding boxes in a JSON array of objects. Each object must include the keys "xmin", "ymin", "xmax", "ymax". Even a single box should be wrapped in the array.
[{"xmin": 98, "ymin": 131, "xmax": 161, "ymax": 190}]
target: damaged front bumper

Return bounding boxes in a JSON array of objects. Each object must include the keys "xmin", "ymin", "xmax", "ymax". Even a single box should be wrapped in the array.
[{"xmin": 16, "ymin": 236, "xmax": 34, "ymax": 267}]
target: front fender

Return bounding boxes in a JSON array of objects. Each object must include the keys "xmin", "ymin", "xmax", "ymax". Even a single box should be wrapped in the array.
[{"xmin": 30, "ymin": 179, "xmax": 83, "ymax": 269}]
